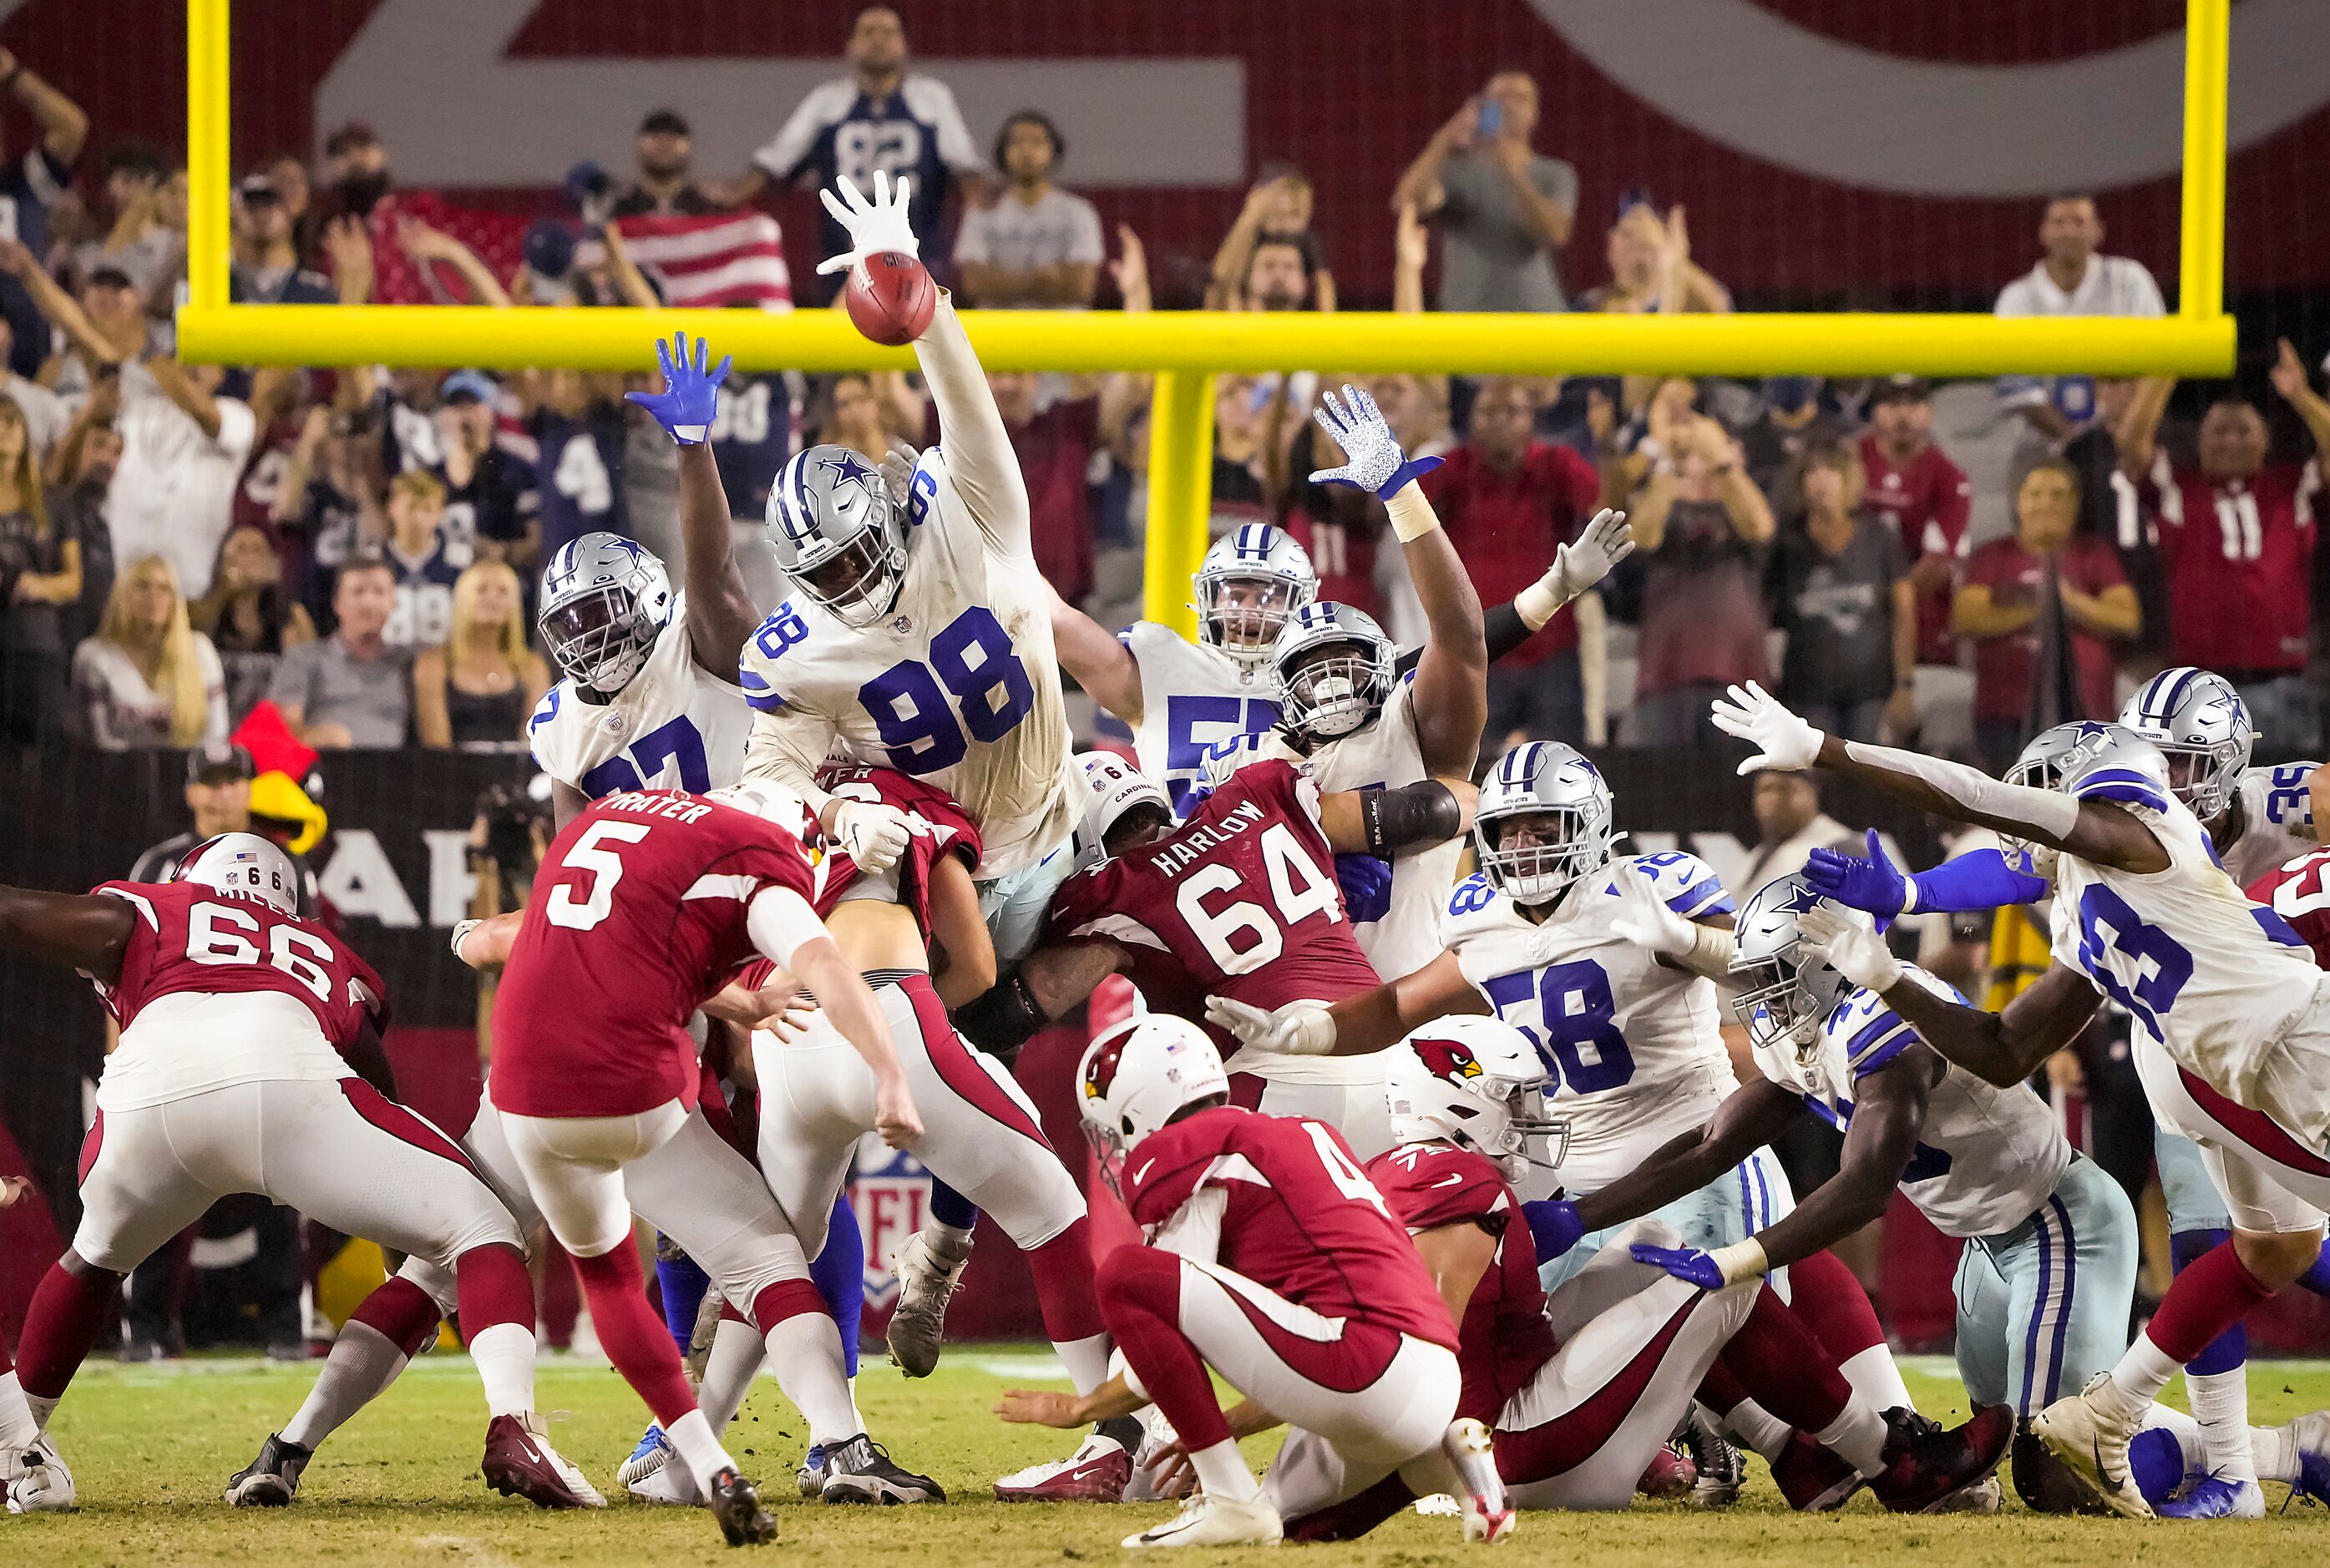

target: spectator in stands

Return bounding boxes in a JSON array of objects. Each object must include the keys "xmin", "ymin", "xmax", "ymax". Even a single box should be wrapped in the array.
[
  {"xmin": 194, "ymin": 523, "xmax": 315, "ymax": 724},
  {"xmin": 1208, "ymin": 374, "xmax": 1282, "ymax": 536},
  {"xmin": 1767, "ymin": 437, "xmax": 1914, "ymax": 744},
  {"xmin": 1576, "ymin": 199, "xmax": 1730, "ymax": 316},
  {"xmin": 0, "ymin": 397, "xmax": 77, "ymax": 740},
  {"xmin": 257, "ymin": 151, "xmax": 316, "ymax": 261},
  {"xmin": 985, "ymin": 363, "xmax": 1143, "ymax": 608},
  {"xmin": 229, "ymin": 173, "xmax": 336, "ymax": 304},
  {"xmin": 413, "ymin": 559, "xmax": 548, "ymax": 750},
  {"xmin": 71, "ymin": 553, "xmax": 226, "ymax": 750},
  {"xmin": 269, "ymin": 555, "xmax": 410, "ymax": 748},
  {"xmin": 956, "ymin": 111, "xmax": 1102, "ymax": 309},
  {"xmin": 437, "ymin": 370, "xmax": 539, "ymax": 570},
  {"xmin": 1739, "ymin": 767, "xmax": 1860, "ymax": 893},
  {"xmin": 0, "ymin": 316, "xmax": 68, "ymax": 461},
  {"xmin": 2123, "ymin": 343, "xmax": 2330, "ymax": 751},
  {"xmin": 1220, "ymin": 231, "xmax": 1319, "ymax": 315},
  {"xmin": 104, "ymin": 356, "xmax": 256, "ymax": 604},
  {"xmin": 70, "ymin": 147, "xmax": 184, "ymax": 306},
  {"xmin": 379, "ymin": 468, "xmax": 463, "ymax": 653},
  {"xmin": 1739, "ymin": 377, "xmax": 1842, "ymax": 514},
  {"xmin": 47, "ymin": 404, "xmax": 117, "ymax": 645},
  {"xmin": 731, "ymin": 5, "xmax": 989, "ymax": 291},
  {"xmin": 1993, "ymin": 195, "xmax": 2165, "ymax": 468},
  {"xmin": 1209, "ymin": 166, "xmax": 1337, "ymax": 313},
  {"xmin": 1623, "ymin": 401, "xmax": 1773, "ymax": 745},
  {"xmin": 821, "ymin": 370, "xmax": 925, "ymax": 465},
  {"xmin": 1859, "ymin": 376, "xmax": 1974, "ymax": 746},
  {"xmin": 1956, "ymin": 458, "xmax": 2139, "ymax": 761},
  {"xmin": 1391, "ymin": 73, "xmax": 1577, "ymax": 311},
  {"xmin": 316, "ymin": 120, "xmax": 392, "ymax": 231},
  {"xmin": 1416, "ymin": 377, "xmax": 1602, "ymax": 748},
  {"xmin": 611, "ymin": 109, "xmax": 726, "ymax": 217},
  {"xmin": 0, "ymin": 46, "xmax": 85, "ymax": 379},
  {"xmin": 4, "ymin": 237, "xmax": 145, "ymax": 397},
  {"xmin": 523, "ymin": 367, "xmax": 631, "ymax": 559}
]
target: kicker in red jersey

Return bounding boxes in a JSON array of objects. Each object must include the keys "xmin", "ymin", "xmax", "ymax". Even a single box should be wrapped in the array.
[
  {"xmin": 2250, "ymin": 847, "xmax": 2330, "ymax": 971},
  {"xmin": 1368, "ymin": 1140, "xmax": 1558, "ymax": 1424},
  {"xmin": 1044, "ymin": 758, "xmax": 1380, "ymax": 1042},
  {"xmin": 490, "ymin": 789, "xmax": 817, "ymax": 1120},
  {"xmin": 811, "ymin": 762, "xmax": 982, "ymax": 935},
  {"xmin": 90, "ymin": 878, "xmax": 385, "ymax": 1047},
  {"xmin": 1122, "ymin": 1104, "xmax": 1456, "ymax": 1352}
]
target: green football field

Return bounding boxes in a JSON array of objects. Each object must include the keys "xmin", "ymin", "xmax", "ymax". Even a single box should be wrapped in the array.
[{"xmin": 15, "ymin": 1348, "xmax": 2330, "ymax": 1565}]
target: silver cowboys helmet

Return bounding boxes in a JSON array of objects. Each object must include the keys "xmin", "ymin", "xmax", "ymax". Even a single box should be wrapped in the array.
[
  {"xmin": 175, "ymin": 832, "xmax": 301, "ymax": 918},
  {"xmin": 1730, "ymin": 872, "xmax": 1870, "ymax": 1060},
  {"xmin": 1473, "ymin": 741, "xmax": 1615, "ymax": 907},
  {"xmin": 2004, "ymin": 720, "xmax": 2174, "ymax": 857},
  {"xmin": 766, "ymin": 443, "xmax": 910, "ymax": 629},
  {"xmin": 2119, "ymin": 665, "xmax": 2254, "ymax": 820},
  {"xmin": 1385, "ymin": 1017, "xmax": 1561, "ymax": 1183},
  {"xmin": 537, "ymin": 532, "xmax": 674, "ymax": 694},
  {"xmin": 1273, "ymin": 601, "xmax": 1395, "ymax": 743},
  {"xmin": 1194, "ymin": 524, "xmax": 1318, "ymax": 670},
  {"xmin": 1073, "ymin": 751, "xmax": 1173, "ymax": 867}
]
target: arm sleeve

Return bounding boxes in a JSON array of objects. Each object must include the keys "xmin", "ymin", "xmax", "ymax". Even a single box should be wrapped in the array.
[
  {"xmin": 914, "ymin": 293, "xmax": 1031, "ymax": 558},
  {"xmin": 1904, "ymin": 847, "xmax": 2052, "ymax": 913},
  {"xmin": 1838, "ymin": 737, "xmax": 2083, "ymax": 841},
  {"xmin": 746, "ymin": 883, "xmax": 829, "ymax": 969},
  {"xmin": 1150, "ymin": 1185, "xmax": 1226, "ymax": 1267},
  {"xmin": 743, "ymin": 706, "xmax": 843, "ymax": 818}
]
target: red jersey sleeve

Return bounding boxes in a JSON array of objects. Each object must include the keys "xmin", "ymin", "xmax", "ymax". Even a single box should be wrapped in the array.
[
  {"xmin": 2249, "ymin": 849, "xmax": 2330, "ymax": 970},
  {"xmin": 1366, "ymin": 1143, "xmax": 1515, "ymax": 1236}
]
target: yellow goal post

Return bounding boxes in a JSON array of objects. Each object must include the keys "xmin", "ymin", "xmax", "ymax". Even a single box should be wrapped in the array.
[{"xmin": 175, "ymin": 0, "xmax": 2234, "ymax": 638}]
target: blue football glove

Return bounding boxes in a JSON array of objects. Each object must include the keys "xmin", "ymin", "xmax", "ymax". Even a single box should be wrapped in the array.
[
  {"xmin": 1803, "ymin": 828, "xmax": 1911, "ymax": 917},
  {"xmin": 1308, "ymin": 383, "xmax": 1443, "ymax": 499},
  {"xmin": 625, "ymin": 331, "xmax": 732, "ymax": 446},
  {"xmin": 1334, "ymin": 852, "xmax": 1395, "ymax": 923},
  {"xmin": 1522, "ymin": 1197, "xmax": 1584, "ymax": 1262},
  {"xmin": 1629, "ymin": 1243, "xmax": 1727, "ymax": 1291}
]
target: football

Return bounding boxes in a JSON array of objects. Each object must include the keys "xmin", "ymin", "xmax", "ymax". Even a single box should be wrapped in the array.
[{"xmin": 844, "ymin": 250, "xmax": 937, "ymax": 346}]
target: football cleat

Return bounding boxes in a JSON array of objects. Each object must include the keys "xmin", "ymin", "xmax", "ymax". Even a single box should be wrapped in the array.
[
  {"xmin": 1772, "ymin": 1432, "xmax": 1863, "ymax": 1512},
  {"xmin": 995, "ymin": 1433, "xmax": 1134, "ymax": 1503},
  {"xmin": 224, "ymin": 1432, "xmax": 312, "ymax": 1507},
  {"xmin": 797, "ymin": 1442, "xmax": 828, "ymax": 1498},
  {"xmin": 1929, "ymin": 1474, "xmax": 2003, "ymax": 1515},
  {"xmin": 708, "ymin": 1467, "xmax": 778, "ymax": 1546},
  {"xmin": 1122, "ymin": 1490, "xmax": 1283, "ymax": 1549},
  {"xmin": 1683, "ymin": 1406, "xmax": 1743, "ymax": 1510},
  {"xmin": 2285, "ymin": 1410, "xmax": 2330, "ymax": 1505},
  {"xmin": 2009, "ymin": 1426, "xmax": 2115, "ymax": 1515},
  {"xmin": 630, "ymin": 1461, "xmax": 703, "ymax": 1506},
  {"xmin": 1869, "ymin": 1404, "xmax": 2014, "ymax": 1515},
  {"xmin": 1636, "ymin": 1445, "xmax": 1694, "ymax": 1499},
  {"xmin": 6, "ymin": 1439, "xmax": 75, "ymax": 1515},
  {"xmin": 617, "ymin": 1422, "xmax": 672, "ymax": 1488},
  {"xmin": 1125, "ymin": 1406, "xmax": 1193, "ymax": 1502},
  {"xmin": 2031, "ymin": 1375, "xmax": 2152, "ymax": 1519},
  {"xmin": 1442, "ymin": 1418, "xmax": 1515, "ymax": 1544},
  {"xmin": 2157, "ymin": 1475, "xmax": 2266, "ymax": 1519},
  {"xmin": 886, "ymin": 1228, "xmax": 971, "ymax": 1378},
  {"xmin": 819, "ymin": 1434, "xmax": 945, "ymax": 1505},
  {"xmin": 480, "ymin": 1411, "xmax": 607, "ymax": 1509}
]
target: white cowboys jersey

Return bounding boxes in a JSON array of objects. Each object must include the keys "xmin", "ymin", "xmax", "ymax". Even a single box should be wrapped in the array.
[
  {"xmin": 2221, "ymin": 761, "xmax": 2322, "ymax": 887},
  {"xmin": 1755, "ymin": 967, "xmax": 2072, "ymax": 1238},
  {"xmin": 2049, "ymin": 767, "xmax": 2330, "ymax": 1141},
  {"xmin": 1442, "ymin": 851, "xmax": 1739, "ymax": 1196},
  {"xmin": 741, "ymin": 298, "xmax": 1076, "ymax": 879},
  {"xmin": 1125, "ymin": 620, "xmax": 1279, "ymax": 816},
  {"xmin": 528, "ymin": 594, "xmax": 752, "ymax": 798}
]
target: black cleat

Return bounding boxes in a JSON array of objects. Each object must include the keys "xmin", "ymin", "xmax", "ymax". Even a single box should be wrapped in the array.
[
  {"xmin": 225, "ymin": 1433, "xmax": 312, "ymax": 1506},
  {"xmin": 709, "ymin": 1467, "xmax": 778, "ymax": 1546},
  {"xmin": 819, "ymin": 1434, "xmax": 945, "ymax": 1505},
  {"xmin": 1683, "ymin": 1404, "xmax": 1745, "ymax": 1510}
]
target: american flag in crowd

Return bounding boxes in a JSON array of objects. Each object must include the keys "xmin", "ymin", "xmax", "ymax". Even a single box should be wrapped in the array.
[{"xmin": 575, "ymin": 212, "xmax": 794, "ymax": 311}]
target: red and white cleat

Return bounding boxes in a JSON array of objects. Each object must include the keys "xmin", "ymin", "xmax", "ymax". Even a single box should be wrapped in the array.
[
  {"xmin": 995, "ymin": 1434, "xmax": 1135, "ymax": 1503},
  {"xmin": 1443, "ymin": 1419, "xmax": 1516, "ymax": 1545},
  {"xmin": 481, "ymin": 1412, "xmax": 607, "ymax": 1509}
]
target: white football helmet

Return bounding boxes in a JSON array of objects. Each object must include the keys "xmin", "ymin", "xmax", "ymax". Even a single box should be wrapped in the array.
[
  {"xmin": 1384, "ymin": 1017, "xmax": 1558, "ymax": 1182},
  {"xmin": 2119, "ymin": 666, "xmax": 2253, "ymax": 820},
  {"xmin": 537, "ymin": 532, "xmax": 674, "ymax": 694},
  {"xmin": 1472, "ymin": 741, "xmax": 1615, "ymax": 906},
  {"xmin": 1272, "ymin": 601, "xmax": 1395, "ymax": 744},
  {"xmin": 704, "ymin": 780, "xmax": 812, "ymax": 836},
  {"xmin": 1076, "ymin": 1014, "xmax": 1230, "ymax": 1196},
  {"xmin": 1073, "ymin": 751, "xmax": 1172, "ymax": 866},
  {"xmin": 1729, "ymin": 872, "xmax": 1868, "ymax": 1060},
  {"xmin": 1193, "ymin": 524, "xmax": 1318, "ymax": 670},
  {"xmin": 174, "ymin": 832, "xmax": 301, "ymax": 918}
]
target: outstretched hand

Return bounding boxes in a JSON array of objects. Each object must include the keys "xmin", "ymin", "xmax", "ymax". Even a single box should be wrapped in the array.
[
  {"xmin": 1709, "ymin": 681, "xmax": 1823, "ymax": 775},
  {"xmin": 817, "ymin": 171, "xmax": 921, "ymax": 277},
  {"xmin": 1308, "ymin": 383, "xmax": 1443, "ymax": 499},
  {"xmin": 1804, "ymin": 828, "xmax": 1912, "ymax": 917},
  {"xmin": 625, "ymin": 331, "xmax": 732, "ymax": 445}
]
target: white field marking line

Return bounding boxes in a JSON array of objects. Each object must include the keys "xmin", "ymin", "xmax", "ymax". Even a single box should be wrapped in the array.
[{"xmin": 412, "ymin": 1536, "xmax": 519, "ymax": 1568}]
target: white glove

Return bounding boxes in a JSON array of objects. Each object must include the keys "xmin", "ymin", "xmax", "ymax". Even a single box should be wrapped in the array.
[
  {"xmin": 1306, "ymin": 383, "xmax": 1441, "ymax": 499},
  {"xmin": 1796, "ymin": 907, "xmax": 1904, "ymax": 994},
  {"xmin": 1606, "ymin": 863, "xmax": 1692, "ymax": 957},
  {"xmin": 1551, "ymin": 508, "xmax": 1635, "ymax": 601},
  {"xmin": 879, "ymin": 441, "xmax": 921, "ymax": 509},
  {"xmin": 1203, "ymin": 996, "xmax": 1335, "ymax": 1056},
  {"xmin": 814, "ymin": 171, "xmax": 921, "ymax": 278},
  {"xmin": 1709, "ymin": 680, "xmax": 1824, "ymax": 776},
  {"xmin": 830, "ymin": 798, "xmax": 914, "ymax": 875}
]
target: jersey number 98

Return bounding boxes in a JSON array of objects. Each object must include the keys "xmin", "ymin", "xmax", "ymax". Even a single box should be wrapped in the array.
[{"xmin": 859, "ymin": 607, "xmax": 1036, "ymax": 775}]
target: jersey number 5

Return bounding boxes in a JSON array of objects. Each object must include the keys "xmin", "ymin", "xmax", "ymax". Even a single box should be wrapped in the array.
[
  {"xmin": 859, "ymin": 607, "xmax": 1036, "ymax": 775},
  {"xmin": 548, "ymin": 821, "xmax": 653, "ymax": 931}
]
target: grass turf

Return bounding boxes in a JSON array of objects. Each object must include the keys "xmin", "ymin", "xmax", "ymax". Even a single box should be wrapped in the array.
[{"xmin": 13, "ymin": 1348, "xmax": 2330, "ymax": 1565}]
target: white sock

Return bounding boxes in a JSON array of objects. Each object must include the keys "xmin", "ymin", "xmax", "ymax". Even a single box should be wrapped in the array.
[
  {"xmin": 0, "ymin": 1371, "xmax": 38, "ymax": 1449},
  {"xmin": 281, "ymin": 1322, "xmax": 410, "ymax": 1449},
  {"xmin": 665, "ymin": 1407, "xmax": 738, "ymax": 1495},
  {"xmin": 25, "ymin": 1392, "xmax": 58, "ymax": 1432},
  {"xmin": 1816, "ymin": 1398, "xmax": 1891, "ymax": 1478},
  {"xmin": 1720, "ymin": 1398, "xmax": 1793, "ymax": 1464},
  {"xmin": 1188, "ymin": 1439, "xmax": 1259, "ymax": 1502},
  {"xmin": 2250, "ymin": 1422, "xmax": 2298, "ymax": 1485},
  {"xmin": 1052, "ymin": 1333, "xmax": 1113, "ymax": 1399},
  {"xmin": 927, "ymin": 1221, "xmax": 974, "ymax": 1256},
  {"xmin": 466, "ymin": 1320, "xmax": 536, "ymax": 1419},
  {"xmin": 697, "ymin": 1318, "xmax": 767, "ymax": 1438},
  {"xmin": 2103, "ymin": 1334, "xmax": 2182, "ymax": 1421},
  {"xmin": 2186, "ymin": 1368, "xmax": 2257, "ymax": 1483},
  {"xmin": 762, "ymin": 1313, "xmax": 861, "ymax": 1447},
  {"xmin": 847, "ymin": 1374, "xmax": 865, "ymax": 1438},
  {"xmin": 1839, "ymin": 1345, "xmax": 1916, "ymax": 1414}
]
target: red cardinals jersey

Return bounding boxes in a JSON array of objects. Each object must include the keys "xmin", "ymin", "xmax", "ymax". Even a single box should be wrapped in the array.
[
  {"xmin": 491, "ymin": 790, "xmax": 818, "ymax": 1119},
  {"xmin": 2145, "ymin": 458, "xmax": 2321, "ymax": 675},
  {"xmin": 1367, "ymin": 1141, "xmax": 1557, "ymax": 1423},
  {"xmin": 812, "ymin": 762, "xmax": 983, "ymax": 938},
  {"xmin": 1859, "ymin": 433, "xmax": 1972, "ymax": 667},
  {"xmin": 91, "ymin": 878, "xmax": 386, "ymax": 1044},
  {"xmin": 1122, "ymin": 1105, "xmax": 1456, "ymax": 1349},
  {"xmin": 2249, "ymin": 847, "xmax": 2330, "ymax": 970},
  {"xmin": 1044, "ymin": 759, "xmax": 1380, "ymax": 1047}
]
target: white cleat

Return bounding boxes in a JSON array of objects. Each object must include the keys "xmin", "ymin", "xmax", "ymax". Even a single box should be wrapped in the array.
[
  {"xmin": 629, "ymin": 1459, "xmax": 704, "ymax": 1507},
  {"xmin": 2031, "ymin": 1374, "xmax": 2152, "ymax": 1520},
  {"xmin": 1441, "ymin": 1418, "xmax": 1515, "ymax": 1544},
  {"xmin": 885, "ymin": 1227, "xmax": 971, "ymax": 1378},
  {"xmin": 6, "ymin": 1440, "xmax": 75, "ymax": 1515},
  {"xmin": 1122, "ymin": 1490, "xmax": 1284, "ymax": 1549},
  {"xmin": 1927, "ymin": 1474, "xmax": 2002, "ymax": 1515}
]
